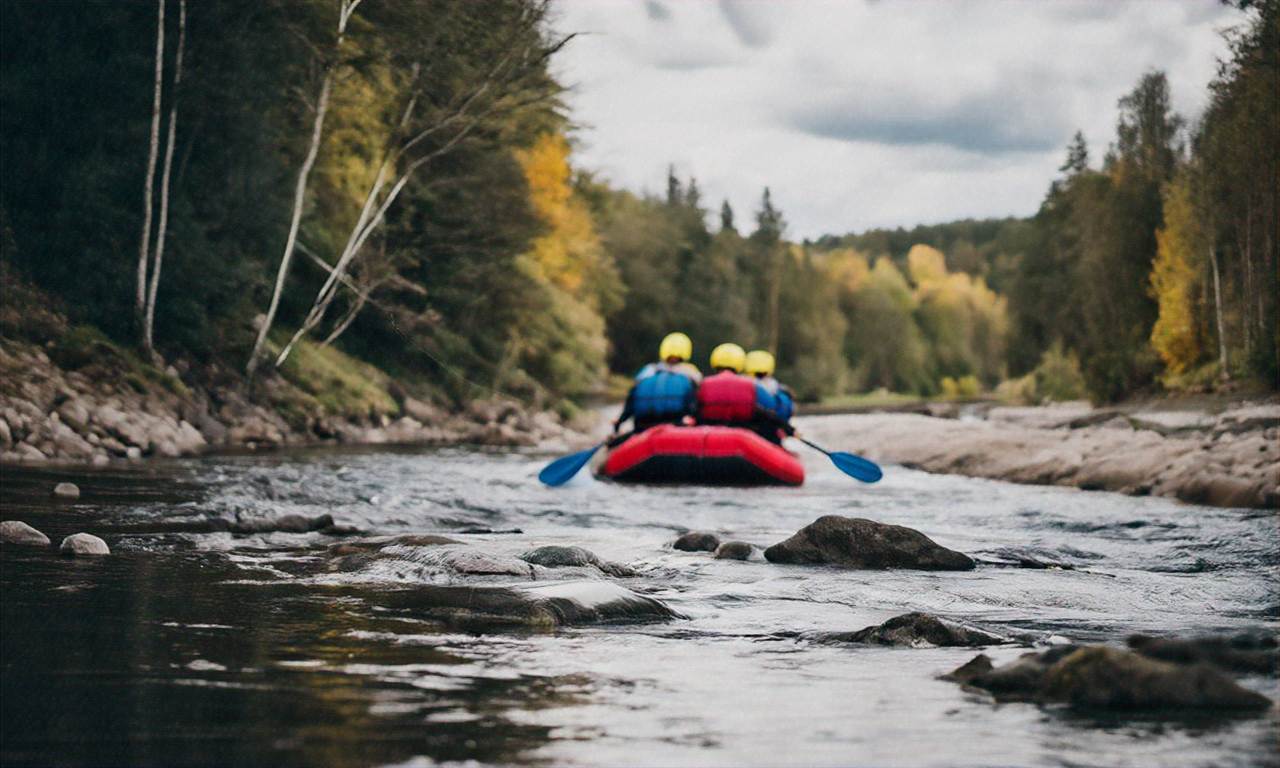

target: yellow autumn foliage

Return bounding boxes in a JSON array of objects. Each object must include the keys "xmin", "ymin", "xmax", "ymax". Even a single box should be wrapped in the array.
[
  {"xmin": 1149, "ymin": 172, "xmax": 1203, "ymax": 375},
  {"xmin": 517, "ymin": 133, "xmax": 619, "ymax": 309}
]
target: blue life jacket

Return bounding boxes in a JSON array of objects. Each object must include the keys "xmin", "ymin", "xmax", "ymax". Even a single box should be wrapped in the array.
[
  {"xmin": 773, "ymin": 391, "xmax": 795, "ymax": 421},
  {"xmin": 632, "ymin": 370, "xmax": 695, "ymax": 418},
  {"xmin": 753, "ymin": 382, "xmax": 777, "ymax": 414}
]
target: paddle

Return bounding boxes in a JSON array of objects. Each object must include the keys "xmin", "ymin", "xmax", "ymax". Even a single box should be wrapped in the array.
[
  {"xmin": 537, "ymin": 430, "xmax": 633, "ymax": 487},
  {"xmin": 794, "ymin": 436, "xmax": 883, "ymax": 483},
  {"xmin": 537, "ymin": 443, "xmax": 603, "ymax": 486}
]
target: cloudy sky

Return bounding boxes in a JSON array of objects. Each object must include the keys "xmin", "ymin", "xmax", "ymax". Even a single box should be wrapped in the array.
[{"xmin": 549, "ymin": 0, "xmax": 1245, "ymax": 239}]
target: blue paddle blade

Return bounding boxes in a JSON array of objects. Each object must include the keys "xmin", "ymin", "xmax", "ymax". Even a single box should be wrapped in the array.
[
  {"xmin": 538, "ymin": 444, "xmax": 602, "ymax": 486},
  {"xmin": 829, "ymin": 451, "xmax": 883, "ymax": 483}
]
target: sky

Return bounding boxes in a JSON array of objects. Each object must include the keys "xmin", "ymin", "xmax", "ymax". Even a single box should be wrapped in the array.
[{"xmin": 549, "ymin": 0, "xmax": 1246, "ymax": 239}]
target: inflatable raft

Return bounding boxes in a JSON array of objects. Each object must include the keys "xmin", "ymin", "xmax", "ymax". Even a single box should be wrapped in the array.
[{"xmin": 599, "ymin": 424, "xmax": 805, "ymax": 486}]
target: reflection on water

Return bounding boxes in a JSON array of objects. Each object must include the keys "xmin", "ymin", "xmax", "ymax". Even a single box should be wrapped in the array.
[{"xmin": 2, "ymin": 427, "xmax": 1277, "ymax": 767}]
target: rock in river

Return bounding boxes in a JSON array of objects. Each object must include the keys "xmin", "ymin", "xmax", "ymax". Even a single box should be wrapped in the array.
[
  {"xmin": 713, "ymin": 541, "xmax": 754, "ymax": 560},
  {"xmin": 60, "ymin": 533, "xmax": 110, "ymax": 556},
  {"xmin": 384, "ymin": 579, "xmax": 683, "ymax": 630},
  {"xmin": 673, "ymin": 531, "xmax": 720, "ymax": 552},
  {"xmin": 822, "ymin": 612, "xmax": 1003, "ymax": 647},
  {"xmin": 946, "ymin": 645, "xmax": 1272, "ymax": 712},
  {"xmin": 0, "ymin": 520, "xmax": 51, "ymax": 546},
  {"xmin": 764, "ymin": 516, "xmax": 974, "ymax": 570},
  {"xmin": 1127, "ymin": 633, "xmax": 1278, "ymax": 675},
  {"xmin": 520, "ymin": 545, "xmax": 637, "ymax": 577},
  {"xmin": 52, "ymin": 482, "xmax": 80, "ymax": 499}
]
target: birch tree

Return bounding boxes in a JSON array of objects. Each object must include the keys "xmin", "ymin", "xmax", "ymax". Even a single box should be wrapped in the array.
[
  {"xmin": 246, "ymin": 0, "xmax": 363, "ymax": 376},
  {"xmin": 136, "ymin": 0, "xmax": 165, "ymax": 334},
  {"xmin": 271, "ymin": 1, "xmax": 571, "ymax": 368},
  {"xmin": 143, "ymin": 0, "xmax": 186, "ymax": 357}
]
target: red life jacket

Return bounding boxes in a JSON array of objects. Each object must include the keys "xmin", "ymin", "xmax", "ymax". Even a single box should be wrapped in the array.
[{"xmin": 697, "ymin": 371, "xmax": 757, "ymax": 423}]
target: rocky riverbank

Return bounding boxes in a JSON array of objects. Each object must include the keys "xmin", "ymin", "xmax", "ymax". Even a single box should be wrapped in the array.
[
  {"xmin": 800, "ymin": 400, "xmax": 1280, "ymax": 509},
  {"xmin": 0, "ymin": 337, "xmax": 582, "ymax": 466}
]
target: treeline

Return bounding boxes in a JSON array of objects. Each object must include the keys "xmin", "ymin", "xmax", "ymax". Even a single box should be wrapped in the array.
[
  {"xmin": 0, "ymin": 0, "xmax": 613, "ymax": 408},
  {"xmin": 586, "ymin": 176, "xmax": 1009, "ymax": 399},
  {"xmin": 1007, "ymin": 4, "xmax": 1278, "ymax": 399},
  {"xmin": 0, "ymin": 0, "xmax": 1274, "ymax": 412}
]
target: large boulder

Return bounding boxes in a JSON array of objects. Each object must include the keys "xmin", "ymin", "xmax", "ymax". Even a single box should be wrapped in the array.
[
  {"xmin": 946, "ymin": 645, "xmax": 1272, "ymax": 712},
  {"xmin": 383, "ymin": 580, "xmax": 682, "ymax": 630},
  {"xmin": 0, "ymin": 520, "xmax": 51, "ymax": 546},
  {"xmin": 1043, "ymin": 646, "xmax": 1271, "ymax": 711},
  {"xmin": 60, "ymin": 533, "xmax": 110, "ymax": 556},
  {"xmin": 822, "ymin": 612, "xmax": 1002, "ymax": 647},
  {"xmin": 520, "ymin": 545, "xmax": 637, "ymax": 577},
  {"xmin": 764, "ymin": 516, "xmax": 974, "ymax": 570}
]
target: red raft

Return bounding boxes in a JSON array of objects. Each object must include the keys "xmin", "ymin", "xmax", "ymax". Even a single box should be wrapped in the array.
[{"xmin": 599, "ymin": 424, "xmax": 805, "ymax": 486}]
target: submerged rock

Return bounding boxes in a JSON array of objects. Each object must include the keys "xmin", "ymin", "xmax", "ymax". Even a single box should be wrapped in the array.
[
  {"xmin": 1127, "ymin": 633, "xmax": 1278, "ymax": 675},
  {"xmin": 0, "ymin": 520, "xmax": 51, "ymax": 546},
  {"xmin": 764, "ymin": 516, "xmax": 974, "ymax": 570},
  {"xmin": 520, "ymin": 545, "xmax": 637, "ymax": 577},
  {"xmin": 228, "ymin": 512, "xmax": 334, "ymax": 534},
  {"xmin": 59, "ymin": 532, "xmax": 109, "ymax": 556},
  {"xmin": 673, "ymin": 531, "xmax": 720, "ymax": 552},
  {"xmin": 386, "ymin": 579, "xmax": 682, "ymax": 630},
  {"xmin": 713, "ymin": 541, "xmax": 754, "ymax": 560},
  {"xmin": 824, "ymin": 612, "xmax": 1003, "ymax": 647},
  {"xmin": 52, "ymin": 482, "xmax": 80, "ymax": 499},
  {"xmin": 946, "ymin": 645, "xmax": 1272, "ymax": 712}
]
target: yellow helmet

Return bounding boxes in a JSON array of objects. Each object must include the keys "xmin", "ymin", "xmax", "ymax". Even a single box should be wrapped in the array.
[
  {"xmin": 658, "ymin": 332, "xmax": 692, "ymax": 362},
  {"xmin": 709, "ymin": 342, "xmax": 746, "ymax": 372},
  {"xmin": 745, "ymin": 350, "xmax": 776, "ymax": 377}
]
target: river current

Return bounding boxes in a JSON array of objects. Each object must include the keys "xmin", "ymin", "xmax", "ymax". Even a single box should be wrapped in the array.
[{"xmin": 2, "ymin": 414, "xmax": 1277, "ymax": 767}]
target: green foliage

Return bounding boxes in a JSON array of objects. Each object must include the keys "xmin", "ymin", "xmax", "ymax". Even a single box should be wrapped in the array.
[
  {"xmin": 276, "ymin": 337, "xmax": 397, "ymax": 418},
  {"xmin": 1032, "ymin": 343, "xmax": 1087, "ymax": 402}
]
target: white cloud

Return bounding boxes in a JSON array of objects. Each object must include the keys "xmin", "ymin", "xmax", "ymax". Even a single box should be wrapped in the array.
[{"xmin": 550, "ymin": 0, "xmax": 1243, "ymax": 238}]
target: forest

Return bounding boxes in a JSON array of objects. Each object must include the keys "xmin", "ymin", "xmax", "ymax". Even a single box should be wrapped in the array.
[{"xmin": 0, "ymin": 0, "xmax": 1275, "ymax": 415}]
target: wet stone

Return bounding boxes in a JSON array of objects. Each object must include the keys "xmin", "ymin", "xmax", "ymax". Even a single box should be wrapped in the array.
[
  {"xmin": 713, "ymin": 541, "xmax": 753, "ymax": 560},
  {"xmin": 764, "ymin": 516, "xmax": 974, "ymax": 571},
  {"xmin": 52, "ymin": 482, "xmax": 80, "ymax": 499},
  {"xmin": 0, "ymin": 520, "xmax": 51, "ymax": 546},
  {"xmin": 947, "ymin": 645, "xmax": 1273, "ymax": 713},
  {"xmin": 382, "ymin": 580, "xmax": 682, "ymax": 630},
  {"xmin": 673, "ymin": 531, "xmax": 720, "ymax": 552},
  {"xmin": 60, "ymin": 532, "xmax": 110, "ymax": 556},
  {"xmin": 1127, "ymin": 633, "xmax": 1278, "ymax": 675},
  {"xmin": 520, "ymin": 545, "xmax": 637, "ymax": 577},
  {"xmin": 822, "ymin": 612, "xmax": 1003, "ymax": 647}
]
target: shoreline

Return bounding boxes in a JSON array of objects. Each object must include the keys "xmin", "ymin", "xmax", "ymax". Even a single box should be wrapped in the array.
[
  {"xmin": 0, "ymin": 338, "xmax": 584, "ymax": 468},
  {"xmin": 799, "ymin": 401, "xmax": 1279, "ymax": 510}
]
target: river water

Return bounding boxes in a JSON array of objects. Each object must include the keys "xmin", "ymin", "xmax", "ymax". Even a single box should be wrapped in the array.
[{"xmin": 2, "ymin": 415, "xmax": 1277, "ymax": 767}]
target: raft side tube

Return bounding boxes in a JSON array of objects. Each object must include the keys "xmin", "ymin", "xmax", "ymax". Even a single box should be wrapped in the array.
[{"xmin": 601, "ymin": 425, "xmax": 804, "ymax": 486}]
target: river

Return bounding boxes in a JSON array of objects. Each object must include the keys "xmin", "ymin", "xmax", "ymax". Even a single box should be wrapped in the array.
[{"xmin": 2, "ymin": 416, "xmax": 1277, "ymax": 767}]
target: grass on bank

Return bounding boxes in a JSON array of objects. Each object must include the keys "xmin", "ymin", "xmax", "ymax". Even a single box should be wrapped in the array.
[{"xmin": 271, "ymin": 335, "xmax": 398, "ymax": 420}]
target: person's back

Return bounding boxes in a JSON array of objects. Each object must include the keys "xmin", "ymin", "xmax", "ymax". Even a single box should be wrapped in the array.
[
  {"xmin": 614, "ymin": 332, "xmax": 700, "ymax": 435},
  {"xmin": 695, "ymin": 343, "xmax": 759, "ymax": 427}
]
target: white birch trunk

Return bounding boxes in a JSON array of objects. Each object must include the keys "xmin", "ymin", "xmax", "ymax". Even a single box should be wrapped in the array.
[
  {"xmin": 136, "ymin": 0, "xmax": 165, "ymax": 330},
  {"xmin": 246, "ymin": 0, "xmax": 360, "ymax": 376},
  {"xmin": 1209, "ymin": 241, "xmax": 1228, "ymax": 377},
  {"xmin": 144, "ymin": 0, "xmax": 186, "ymax": 357}
]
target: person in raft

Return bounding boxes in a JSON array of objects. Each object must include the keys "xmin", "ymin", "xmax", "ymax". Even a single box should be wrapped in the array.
[
  {"xmin": 744, "ymin": 349, "xmax": 795, "ymax": 443},
  {"xmin": 696, "ymin": 343, "xmax": 794, "ymax": 443},
  {"xmin": 612, "ymin": 332, "xmax": 702, "ymax": 435}
]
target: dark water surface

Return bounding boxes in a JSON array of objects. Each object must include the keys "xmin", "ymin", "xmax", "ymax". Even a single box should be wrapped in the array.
[{"xmin": 2, "ymin": 422, "xmax": 1277, "ymax": 767}]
